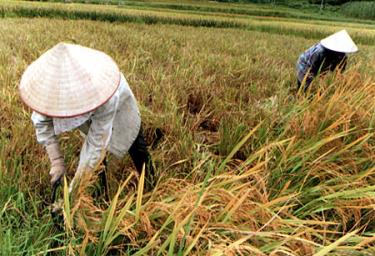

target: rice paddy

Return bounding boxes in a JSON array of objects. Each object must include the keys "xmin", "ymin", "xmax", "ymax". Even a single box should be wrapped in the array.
[
  {"xmin": 0, "ymin": 0, "xmax": 374, "ymax": 255},
  {"xmin": 341, "ymin": 1, "xmax": 375, "ymax": 20}
]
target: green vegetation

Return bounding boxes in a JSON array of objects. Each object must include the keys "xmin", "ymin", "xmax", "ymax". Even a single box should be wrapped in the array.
[
  {"xmin": 341, "ymin": 1, "xmax": 375, "ymax": 19},
  {"xmin": 0, "ymin": 0, "xmax": 374, "ymax": 255},
  {"xmin": 2, "ymin": 1, "xmax": 375, "ymax": 45},
  {"xmin": 20, "ymin": 0, "xmax": 375, "ymax": 24},
  {"xmin": 309, "ymin": 0, "xmax": 352, "ymax": 5},
  {"xmin": 17, "ymin": 0, "xmax": 336, "ymax": 21}
]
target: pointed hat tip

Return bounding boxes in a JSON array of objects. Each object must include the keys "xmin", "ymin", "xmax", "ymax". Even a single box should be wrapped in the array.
[
  {"xmin": 54, "ymin": 42, "xmax": 70, "ymax": 51},
  {"xmin": 320, "ymin": 29, "xmax": 358, "ymax": 53}
]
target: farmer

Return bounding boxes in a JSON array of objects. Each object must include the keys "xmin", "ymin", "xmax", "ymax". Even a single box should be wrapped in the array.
[
  {"xmin": 296, "ymin": 30, "xmax": 358, "ymax": 92},
  {"xmin": 19, "ymin": 42, "xmax": 154, "ymax": 193}
]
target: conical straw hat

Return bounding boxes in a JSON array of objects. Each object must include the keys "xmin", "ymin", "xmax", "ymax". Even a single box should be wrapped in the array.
[
  {"xmin": 19, "ymin": 42, "xmax": 120, "ymax": 117},
  {"xmin": 320, "ymin": 30, "xmax": 358, "ymax": 53}
]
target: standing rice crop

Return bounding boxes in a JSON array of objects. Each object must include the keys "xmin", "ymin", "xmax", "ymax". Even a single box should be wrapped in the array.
[{"xmin": 0, "ymin": 3, "xmax": 374, "ymax": 254}]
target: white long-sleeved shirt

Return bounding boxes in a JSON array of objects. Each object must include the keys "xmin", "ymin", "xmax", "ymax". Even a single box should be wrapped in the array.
[{"xmin": 31, "ymin": 73, "xmax": 141, "ymax": 174}]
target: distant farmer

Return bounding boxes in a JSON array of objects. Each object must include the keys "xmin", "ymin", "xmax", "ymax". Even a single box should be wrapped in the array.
[
  {"xmin": 19, "ymin": 43, "xmax": 154, "ymax": 193},
  {"xmin": 296, "ymin": 30, "xmax": 358, "ymax": 92}
]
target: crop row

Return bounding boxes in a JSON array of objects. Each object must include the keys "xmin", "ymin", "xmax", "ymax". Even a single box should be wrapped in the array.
[
  {"xmin": 1, "ymin": 15, "xmax": 374, "ymax": 255},
  {"xmin": 341, "ymin": 1, "xmax": 375, "ymax": 19},
  {"xmin": 1, "ymin": 1, "xmax": 375, "ymax": 45}
]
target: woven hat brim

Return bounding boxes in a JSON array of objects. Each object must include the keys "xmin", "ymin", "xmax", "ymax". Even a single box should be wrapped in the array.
[
  {"xmin": 19, "ymin": 43, "xmax": 121, "ymax": 117},
  {"xmin": 320, "ymin": 30, "xmax": 358, "ymax": 54}
]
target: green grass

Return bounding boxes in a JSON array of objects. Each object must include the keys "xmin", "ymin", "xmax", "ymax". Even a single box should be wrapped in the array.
[
  {"xmin": 22, "ymin": 0, "xmax": 375, "ymax": 24},
  {"xmin": 341, "ymin": 1, "xmax": 375, "ymax": 20},
  {"xmin": 2, "ymin": 1, "xmax": 375, "ymax": 45},
  {"xmin": 0, "ymin": 0, "xmax": 374, "ymax": 254},
  {"xmin": 24, "ymin": 0, "xmax": 339, "ymax": 21}
]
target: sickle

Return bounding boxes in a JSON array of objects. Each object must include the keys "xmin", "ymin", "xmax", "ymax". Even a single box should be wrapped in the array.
[{"xmin": 50, "ymin": 180, "xmax": 64, "ymax": 231}]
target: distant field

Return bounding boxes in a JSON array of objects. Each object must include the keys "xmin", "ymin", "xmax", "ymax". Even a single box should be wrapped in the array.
[
  {"xmin": 2, "ymin": 0, "xmax": 375, "ymax": 45},
  {"xmin": 0, "ymin": 0, "xmax": 374, "ymax": 255},
  {"xmin": 341, "ymin": 1, "xmax": 375, "ymax": 20},
  {"xmin": 19, "ymin": 0, "xmax": 375, "ymax": 23}
]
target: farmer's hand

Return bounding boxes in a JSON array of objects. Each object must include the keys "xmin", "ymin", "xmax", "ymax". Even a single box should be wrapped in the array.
[
  {"xmin": 50, "ymin": 159, "xmax": 66, "ymax": 187},
  {"xmin": 46, "ymin": 142, "xmax": 66, "ymax": 187}
]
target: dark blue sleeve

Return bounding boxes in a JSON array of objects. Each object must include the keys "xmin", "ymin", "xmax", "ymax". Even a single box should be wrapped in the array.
[{"xmin": 309, "ymin": 48, "xmax": 325, "ymax": 77}]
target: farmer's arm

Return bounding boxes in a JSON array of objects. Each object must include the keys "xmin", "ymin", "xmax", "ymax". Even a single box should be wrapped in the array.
[
  {"xmin": 341, "ymin": 56, "xmax": 348, "ymax": 71},
  {"xmin": 31, "ymin": 112, "xmax": 65, "ymax": 186},
  {"xmin": 309, "ymin": 50, "xmax": 325, "ymax": 78},
  {"xmin": 297, "ymin": 44, "xmax": 324, "ymax": 91},
  {"xmin": 31, "ymin": 112, "xmax": 58, "ymax": 145},
  {"xmin": 75, "ymin": 100, "xmax": 117, "ymax": 177},
  {"xmin": 333, "ymin": 55, "xmax": 348, "ymax": 72}
]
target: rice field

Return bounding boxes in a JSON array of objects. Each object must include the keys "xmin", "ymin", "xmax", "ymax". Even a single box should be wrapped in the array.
[
  {"xmin": 341, "ymin": 1, "xmax": 375, "ymax": 20},
  {"xmin": 0, "ymin": 1, "xmax": 374, "ymax": 255}
]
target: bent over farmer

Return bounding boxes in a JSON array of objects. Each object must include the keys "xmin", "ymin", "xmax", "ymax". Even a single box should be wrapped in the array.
[
  {"xmin": 19, "ymin": 42, "xmax": 154, "ymax": 192},
  {"xmin": 296, "ymin": 30, "xmax": 358, "ymax": 92}
]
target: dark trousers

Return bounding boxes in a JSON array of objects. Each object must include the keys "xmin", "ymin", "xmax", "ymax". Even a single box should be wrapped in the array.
[
  {"xmin": 297, "ymin": 77, "xmax": 314, "ymax": 93},
  {"xmin": 297, "ymin": 79, "xmax": 307, "ymax": 92},
  {"xmin": 297, "ymin": 79, "xmax": 301, "ymax": 89},
  {"xmin": 128, "ymin": 127, "xmax": 155, "ymax": 180},
  {"xmin": 100, "ymin": 127, "xmax": 155, "ymax": 195}
]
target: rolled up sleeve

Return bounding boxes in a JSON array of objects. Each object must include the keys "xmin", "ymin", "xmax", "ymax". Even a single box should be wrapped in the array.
[{"xmin": 31, "ymin": 112, "xmax": 58, "ymax": 146}]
